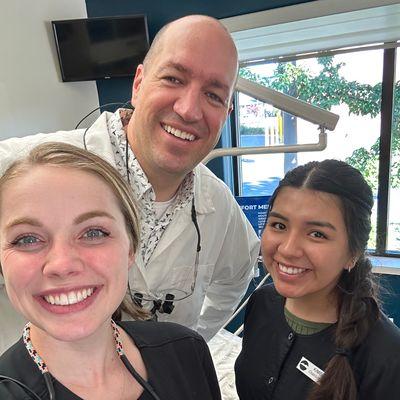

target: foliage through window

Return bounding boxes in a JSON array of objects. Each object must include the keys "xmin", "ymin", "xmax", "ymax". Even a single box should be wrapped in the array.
[{"xmin": 236, "ymin": 47, "xmax": 400, "ymax": 253}]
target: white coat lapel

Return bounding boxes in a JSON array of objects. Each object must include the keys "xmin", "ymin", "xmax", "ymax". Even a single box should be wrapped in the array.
[
  {"xmin": 149, "ymin": 210, "xmax": 190, "ymax": 260},
  {"xmin": 128, "ymin": 254, "xmax": 152, "ymax": 293},
  {"xmin": 84, "ymin": 112, "xmax": 117, "ymax": 167}
]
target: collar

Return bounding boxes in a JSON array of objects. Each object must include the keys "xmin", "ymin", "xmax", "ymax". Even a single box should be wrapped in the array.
[
  {"xmin": 191, "ymin": 163, "xmax": 217, "ymax": 215},
  {"xmin": 108, "ymin": 109, "xmax": 152, "ymax": 200},
  {"xmin": 84, "ymin": 109, "xmax": 215, "ymax": 215},
  {"xmin": 108, "ymin": 109, "xmax": 195, "ymax": 203}
]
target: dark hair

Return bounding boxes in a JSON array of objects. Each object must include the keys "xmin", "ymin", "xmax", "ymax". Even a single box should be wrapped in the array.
[{"xmin": 267, "ymin": 159, "xmax": 379, "ymax": 400}]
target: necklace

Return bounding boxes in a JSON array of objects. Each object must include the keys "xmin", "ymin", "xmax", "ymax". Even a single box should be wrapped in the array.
[
  {"xmin": 23, "ymin": 319, "xmax": 125, "ymax": 375},
  {"xmin": 22, "ymin": 320, "xmax": 161, "ymax": 400}
]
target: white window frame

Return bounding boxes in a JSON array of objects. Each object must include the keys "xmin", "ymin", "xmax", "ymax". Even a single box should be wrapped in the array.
[{"xmin": 222, "ymin": 0, "xmax": 400, "ymax": 63}]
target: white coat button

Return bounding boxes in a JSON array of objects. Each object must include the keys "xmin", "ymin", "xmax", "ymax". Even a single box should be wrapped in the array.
[
  {"xmin": 267, "ymin": 377, "xmax": 274, "ymax": 385},
  {"xmin": 288, "ymin": 332, "xmax": 294, "ymax": 340}
]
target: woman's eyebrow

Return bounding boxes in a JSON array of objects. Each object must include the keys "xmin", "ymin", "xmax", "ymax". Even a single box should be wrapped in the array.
[
  {"xmin": 5, "ymin": 212, "xmax": 115, "ymax": 230},
  {"xmin": 306, "ymin": 220, "xmax": 336, "ymax": 231},
  {"xmin": 5, "ymin": 217, "xmax": 42, "ymax": 230},
  {"xmin": 73, "ymin": 211, "xmax": 115, "ymax": 225},
  {"xmin": 269, "ymin": 211, "xmax": 337, "ymax": 230},
  {"xmin": 268, "ymin": 211, "xmax": 288, "ymax": 221}
]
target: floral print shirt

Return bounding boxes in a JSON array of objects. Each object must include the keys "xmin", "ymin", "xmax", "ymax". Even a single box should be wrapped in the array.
[{"xmin": 107, "ymin": 109, "xmax": 194, "ymax": 266}]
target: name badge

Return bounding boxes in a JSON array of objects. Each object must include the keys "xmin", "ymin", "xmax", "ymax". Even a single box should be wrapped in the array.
[{"xmin": 296, "ymin": 356, "xmax": 324, "ymax": 384}]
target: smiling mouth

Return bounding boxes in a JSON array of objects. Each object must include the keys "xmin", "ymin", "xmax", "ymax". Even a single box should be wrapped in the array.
[
  {"xmin": 162, "ymin": 123, "xmax": 195, "ymax": 141},
  {"xmin": 43, "ymin": 287, "xmax": 95, "ymax": 306},
  {"xmin": 278, "ymin": 263, "xmax": 308, "ymax": 275}
]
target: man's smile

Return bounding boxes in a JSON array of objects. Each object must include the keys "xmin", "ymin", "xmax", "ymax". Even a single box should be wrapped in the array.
[{"xmin": 162, "ymin": 123, "xmax": 196, "ymax": 141}]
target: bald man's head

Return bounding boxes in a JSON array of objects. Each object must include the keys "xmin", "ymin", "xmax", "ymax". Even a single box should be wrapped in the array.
[
  {"xmin": 127, "ymin": 14, "xmax": 239, "ymax": 182},
  {"xmin": 143, "ymin": 15, "xmax": 238, "ymax": 85}
]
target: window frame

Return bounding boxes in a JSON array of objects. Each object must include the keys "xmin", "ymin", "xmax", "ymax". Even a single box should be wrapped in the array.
[
  {"xmin": 233, "ymin": 46, "xmax": 399, "ymax": 256},
  {"xmin": 225, "ymin": 1, "xmax": 400, "ymax": 256}
]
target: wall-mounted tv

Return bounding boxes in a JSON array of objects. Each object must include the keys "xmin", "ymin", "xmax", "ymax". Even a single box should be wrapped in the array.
[{"xmin": 52, "ymin": 15, "xmax": 149, "ymax": 82}]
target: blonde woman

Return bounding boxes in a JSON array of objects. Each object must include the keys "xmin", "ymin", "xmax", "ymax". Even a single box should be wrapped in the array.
[{"xmin": 0, "ymin": 142, "xmax": 220, "ymax": 400}]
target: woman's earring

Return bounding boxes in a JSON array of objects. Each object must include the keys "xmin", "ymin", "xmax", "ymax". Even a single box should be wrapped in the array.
[{"xmin": 347, "ymin": 258, "xmax": 357, "ymax": 272}]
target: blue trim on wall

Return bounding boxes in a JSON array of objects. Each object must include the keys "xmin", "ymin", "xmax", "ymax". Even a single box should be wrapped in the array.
[
  {"xmin": 85, "ymin": 1, "xmax": 317, "ymax": 35},
  {"xmin": 85, "ymin": 0, "xmax": 317, "ymax": 180},
  {"xmin": 380, "ymin": 274, "xmax": 400, "ymax": 328}
]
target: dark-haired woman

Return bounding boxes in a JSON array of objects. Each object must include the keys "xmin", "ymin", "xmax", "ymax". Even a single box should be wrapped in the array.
[{"xmin": 235, "ymin": 159, "xmax": 400, "ymax": 400}]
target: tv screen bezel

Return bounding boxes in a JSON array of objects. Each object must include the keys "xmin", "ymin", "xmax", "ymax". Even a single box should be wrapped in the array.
[{"xmin": 52, "ymin": 14, "xmax": 150, "ymax": 82}]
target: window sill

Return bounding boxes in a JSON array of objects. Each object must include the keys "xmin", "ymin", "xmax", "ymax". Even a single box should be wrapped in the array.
[{"xmin": 371, "ymin": 256, "xmax": 400, "ymax": 275}]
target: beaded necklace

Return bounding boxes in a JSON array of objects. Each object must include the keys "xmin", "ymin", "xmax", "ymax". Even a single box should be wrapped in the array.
[
  {"xmin": 23, "ymin": 319, "xmax": 125, "ymax": 375},
  {"xmin": 21, "ymin": 320, "xmax": 161, "ymax": 400}
]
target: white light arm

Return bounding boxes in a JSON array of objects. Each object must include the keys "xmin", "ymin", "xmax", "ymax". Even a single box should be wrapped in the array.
[
  {"xmin": 236, "ymin": 77, "xmax": 339, "ymax": 130},
  {"xmin": 203, "ymin": 77, "xmax": 339, "ymax": 164}
]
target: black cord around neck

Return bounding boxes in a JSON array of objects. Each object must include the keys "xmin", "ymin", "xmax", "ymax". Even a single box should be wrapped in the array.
[
  {"xmin": 0, "ymin": 358, "xmax": 160, "ymax": 400},
  {"xmin": 81, "ymin": 100, "xmax": 132, "ymax": 150},
  {"xmin": 0, "ymin": 375, "xmax": 42, "ymax": 400},
  {"xmin": 120, "ymin": 355, "xmax": 161, "ymax": 400}
]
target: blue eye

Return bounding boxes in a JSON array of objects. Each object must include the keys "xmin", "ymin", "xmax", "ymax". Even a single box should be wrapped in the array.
[
  {"xmin": 82, "ymin": 229, "xmax": 109, "ymax": 240},
  {"xmin": 11, "ymin": 235, "xmax": 41, "ymax": 247},
  {"xmin": 14, "ymin": 235, "xmax": 39, "ymax": 245}
]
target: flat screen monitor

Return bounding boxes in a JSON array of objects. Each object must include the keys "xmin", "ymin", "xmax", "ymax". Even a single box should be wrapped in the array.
[{"xmin": 52, "ymin": 15, "xmax": 149, "ymax": 82}]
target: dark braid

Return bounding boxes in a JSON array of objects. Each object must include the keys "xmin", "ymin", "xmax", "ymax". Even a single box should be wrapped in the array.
[
  {"xmin": 308, "ymin": 255, "xmax": 379, "ymax": 400},
  {"xmin": 268, "ymin": 160, "xmax": 379, "ymax": 400}
]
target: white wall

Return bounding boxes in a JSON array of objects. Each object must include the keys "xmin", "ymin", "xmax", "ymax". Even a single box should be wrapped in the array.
[{"xmin": 0, "ymin": 0, "xmax": 100, "ymax": 139}]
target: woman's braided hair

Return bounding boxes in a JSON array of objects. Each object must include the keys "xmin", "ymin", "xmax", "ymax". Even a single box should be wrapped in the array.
[{"xmin": 267, "ymin": 159, "xmax": 378, "ymax": 400}]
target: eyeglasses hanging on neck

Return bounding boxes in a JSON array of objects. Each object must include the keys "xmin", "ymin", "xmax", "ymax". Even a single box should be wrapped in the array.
[{"xmin": 128, "ymin": 198, "xmax": 201, "ymax": 316}]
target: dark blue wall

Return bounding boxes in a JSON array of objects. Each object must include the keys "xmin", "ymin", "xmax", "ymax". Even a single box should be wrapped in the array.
[
  {"xmin": 380, "ymin": 274, "xmax": 400, "ymax": 328},
  {"xmin": 86, "ymin": 0, "xmax": 316, "ymax": 107},
  {"xmin": 85, "ymin": 0, "xmax": 317, "ymax": 179},
  {"xmin": 85, "ymin": 0, "xmax": 316, "ymax": 39}
]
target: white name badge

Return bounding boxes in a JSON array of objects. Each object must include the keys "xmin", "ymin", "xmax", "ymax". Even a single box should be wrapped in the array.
[{"xmin": 296, "ymin": 356, "xmax": 324, "ymax": 384}]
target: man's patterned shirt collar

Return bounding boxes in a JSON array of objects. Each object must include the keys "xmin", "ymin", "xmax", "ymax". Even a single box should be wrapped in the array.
[{"xmin": 107, "ymin": 109, "xmax": 194, "ymax": 266}]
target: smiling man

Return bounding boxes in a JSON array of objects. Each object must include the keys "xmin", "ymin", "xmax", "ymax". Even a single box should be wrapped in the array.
[
  {"xmin": 0, "ymin": 15, "xmax": 259, "ymax": 350},
  {"xmin": 129, "ymin": 16, "xmax": 238, "ymax": 200}
]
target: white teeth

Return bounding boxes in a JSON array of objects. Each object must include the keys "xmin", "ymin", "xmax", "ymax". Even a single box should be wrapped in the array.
[
  {"xmin": 44, "ymin": 288, "xmax": 94, "ymax": 306},
  {"xmin": 68, "ymin": 292, "xmax": 78, "ymax": 304},
  {"xmin": 162, "ymin": 124, "xmax": 195, "ymax": 141},
  {"xmin": 60, "ymin": 293, "xmax": 68, "ymax": 305},
  {"xmin": 279, "ymin": 263, "xmax": 306, "ymax": 275}
]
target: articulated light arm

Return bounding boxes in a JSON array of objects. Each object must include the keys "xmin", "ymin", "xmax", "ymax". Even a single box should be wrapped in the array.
[
  {"xmin": 236, "ymin": 77, "xmax": 339, "ymax": 130},
  {"xmin": 203, "ymin": 77, "xmax": 339, "ymax": 164}
]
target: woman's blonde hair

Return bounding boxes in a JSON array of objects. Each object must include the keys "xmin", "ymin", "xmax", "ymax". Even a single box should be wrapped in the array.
[{"xmin": 0, "ymin": 142, "xmax": 148, "ymax": 320}]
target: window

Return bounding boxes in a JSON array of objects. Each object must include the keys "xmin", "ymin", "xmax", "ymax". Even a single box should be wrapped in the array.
[
  {"xmin": 224, "ymin": 2, "xmax": 400, "ymax": 255},
  {"xmin": 237, "ymin": 48, "xmax": 385, "ymax": 250},
  {"xmin": 387, "ymin": 51, "xmax": 400, "ymax": 253}
]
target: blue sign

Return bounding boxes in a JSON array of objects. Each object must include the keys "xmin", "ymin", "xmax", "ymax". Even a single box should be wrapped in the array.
[{"xmin": 236, "ymin": 196, "xmax": 271, "ymax": 238}]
